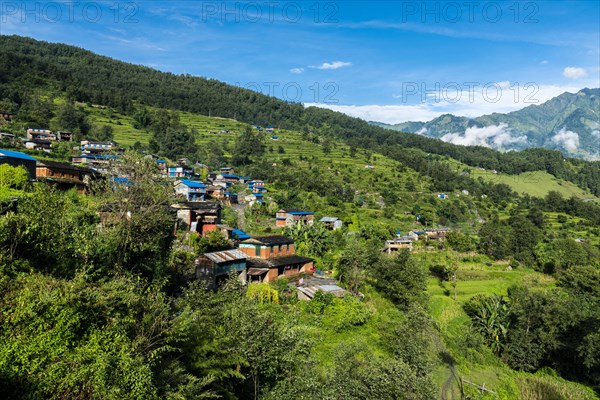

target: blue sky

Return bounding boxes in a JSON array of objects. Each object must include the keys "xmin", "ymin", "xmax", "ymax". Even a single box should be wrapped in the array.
[{"xmin": 1, "ymin": 0, "xmax": 599, "ymax": 123}]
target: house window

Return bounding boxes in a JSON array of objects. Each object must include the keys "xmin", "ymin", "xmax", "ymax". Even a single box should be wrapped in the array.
[{"xmin": 255, "ymin": 246, "xmax": 261, "ymax": 257}]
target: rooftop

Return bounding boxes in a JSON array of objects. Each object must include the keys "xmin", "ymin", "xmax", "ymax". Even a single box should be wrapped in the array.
[
  {"xmin": 179, "ymin": 179, "xmax": 206, "ymax": 189},
  {"xmin": 241, "ymin": 235, "xmax": 294, "ymax": 246},
  {"xmin": 202, "ymin": 249, "xmax": 247, "ymax": 264},
  {"xmin": 0, "ymin": 149, "xmax": 37, "ymax": 161}
]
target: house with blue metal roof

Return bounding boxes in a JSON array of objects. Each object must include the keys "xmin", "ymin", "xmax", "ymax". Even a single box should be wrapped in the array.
[
  {"xmin": 174, "ymin": 179, "xmax": 206, "ymax": 201},
  {"xmin": 276, "ymin": 209, "xmax": 315, "ymax": 227},
  {"xmin": 0, "ymin": 149, "xmax": 37, "ymax": 179}
]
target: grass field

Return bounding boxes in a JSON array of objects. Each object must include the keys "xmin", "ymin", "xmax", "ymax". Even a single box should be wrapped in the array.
[{"xmin": 475, "ymin": 169, "xmax": 596, "ymax": 200}]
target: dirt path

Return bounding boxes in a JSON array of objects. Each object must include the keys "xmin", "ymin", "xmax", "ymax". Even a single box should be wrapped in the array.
[{"xmin": 440, "ymin": 352, "xmax": 459, "ymax": 400}]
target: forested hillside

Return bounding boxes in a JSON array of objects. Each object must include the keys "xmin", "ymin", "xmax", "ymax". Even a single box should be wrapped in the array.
[
  {"xmin": 1, "ymin": 35, "xmax": 599, "ymax": 399},
  {"xmin": 1, "ymin": 35, "xmax": 599, "ymax": 196}
]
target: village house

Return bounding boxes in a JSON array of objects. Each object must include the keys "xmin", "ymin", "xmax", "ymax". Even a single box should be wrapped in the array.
[
  {"xmin": 320, "ymin": 217, "xmax": 343, "ymax": 230},
  {"xmin": 219, "ymin": 167, "xmax": 235, "ymax": 175},
  {"xmin": 174, "ymin": 179, "xmax": 206, "ymax": 202},
  {"xmin": 81, "ymin": 140, "xmax": 114, "ymax": 154},
  {"xmin": 173, "ymin": 202, "xmax": 222, "ymax": 235},
  {"xmin": 71, "ymin": 154, "xmax": 116, "ymax": 174},
  {"xmin": 216, "ymin": 225, "xmax": 251, "ymax": 242},
  {"xmin": 437, "ymin": 193, "xmax": 448, "ymax": 199},
  {"xmin": 0, "ymin": 112, "xmax": 14, "ymax": 122},
  {"xmin": 36, "ymin": 160, "xmax": 99, "ymax": 193},
  {"xmin": 224, "ymin": 191, "xmax": 239, "ymax": 205},
  {"xmin": 0, "ymin": 132, "xmax": 17, "ymax": 146},
  {"xmin": 155, "ymin": 159, "xmax": 167, "ymax": 174},
  {"xmin": 27, "ymin": 128, "xmax": 55, "ymax": 141},
  {"xmin": 0, "ymin": 149, "xmax": 37, "ymax": 179},
  {"xmin": 247, "ymin": 180, "xmax": 267, "ymax": 193},
  {"xmin": 244, "ymin": 193, "xmax": 264, "ymax": 206},
  {"xmin": 383, "ymin": 231, "xmax": 415, "ymax": 253},
  {"xmin": 219, "ymin": 173, "xmax": 250, "ymax": 184},
  {"xmin": 195, "ymin": 249, "xmax": 248, "ymax": 290},
  {"xmin": 425, "ymin": 227, "xmax": 452, "ymax": 241},
  {"xmin": 211, "ymin": 179, "xmax": 232, "ymax": 189},
  {"xmin": 265, "ymin": 126, "xmax": 275, "ymax": 133},
  {"xmin": 168, "ymin": 165, "xmax": 195, "ymax": 179},
  {"xmin": 55, "ymin": 131, "xmax": 73, "ymax": 142},
  {"xmin": 239, "ymin": 235, "xmax": 314, "ymax": 283},
  {"xmin": 408, "ymin": 230, "xmax": 427, "ymax": 240},
  {"xmin": 276, "ymin": 209, "xmax": 314, "ymax": 227},
  {"xmin": 24, "ymin": 139, "xmax": 53, "ymax": 152},
  {"xmin": 205, "ymin": 185, "xmax": 225, "ymax": 200}
]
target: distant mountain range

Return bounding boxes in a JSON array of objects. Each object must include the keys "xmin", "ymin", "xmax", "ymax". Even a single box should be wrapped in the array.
[{"xmin": 372, "ymin": 88, "xmax": 600, "ymax": 159}]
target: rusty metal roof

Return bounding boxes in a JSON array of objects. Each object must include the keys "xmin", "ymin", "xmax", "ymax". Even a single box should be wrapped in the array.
[{"xmin": 203, "ymin": 249, "xmax": 247, "ymax": 264}]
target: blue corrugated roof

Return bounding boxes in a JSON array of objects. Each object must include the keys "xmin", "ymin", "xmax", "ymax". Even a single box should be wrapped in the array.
[
  {"xmin": 156, "ymin": 159, "xmax": 166, "ymax": 163},
  {"xmin": 180, "ymin": 179, "xmax": 206, "ymax": 188},
  {"xmin": 232, "ymin": 229, "xmax": 251, "ymax": 240},
  {"xmin": 0, "ymin": 149, "xmax": 37, "ymax": 161},
  {"xmin": 288, "ymin": 211, "xmax": 314, "ymax": 215}
]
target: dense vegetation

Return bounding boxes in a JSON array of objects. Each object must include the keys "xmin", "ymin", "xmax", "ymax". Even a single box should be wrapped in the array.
[{"xmin": 0, "ymin": 35, "xmax": 599, "ymax": 398}]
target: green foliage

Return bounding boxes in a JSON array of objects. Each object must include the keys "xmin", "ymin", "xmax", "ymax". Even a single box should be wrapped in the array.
[
  {"xmin": 336, "ymin": 238, "xmax": 378, "ymax": 294},
  {"xmin": 371, "ymin": 250, "xmax": 428, "ymax": 309},
  {"xmin": 0, "ymin": 274, "xmax": 215, "ymax": 400},
  {"xmin": 56, "ymin": 100, "xmax": 91, "ymax": 135},
  {"xmin": 94, "ymin": 152, "xmax": 177, "ymax": 279},
  {"xmin": 478, "ymin": 220, "xmax": 511, "ymax": 260},
  {"xmin": 149, "ymin": 110, "xmax": 197, "ymax": 160},
  {"xmin": 246, "ymin": 283, "xmax": 280, "ymax": 304},
  {"xmin": 0, "ymin": 185, "xmax": 98, "ymax": 277},
  {"xmin": 329, "ymin": 341, "xmax": 436, "ymax": 399},
  {"xmin": 191, "ymin": 229, "xmax": 232, "ymax": 254},
  {"xmin": 0, "ymin": 164, "xmax": 28, "ymax": 190},
  {"xmin": 464, "ymin": 294, "xmax": 510, "ymax": 355},
  {"xmin": 231, "ymin": 126, "xmax": 265, "ymax": 165}
]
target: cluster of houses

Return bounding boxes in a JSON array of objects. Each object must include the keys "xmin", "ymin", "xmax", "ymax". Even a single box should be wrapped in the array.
[{"xmin": 384, "ymin": 227, "xmax": 452, "ymax": 253}]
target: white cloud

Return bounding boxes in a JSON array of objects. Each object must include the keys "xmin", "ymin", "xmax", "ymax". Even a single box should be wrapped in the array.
[
  {"xmin": 541, "ymin": 60, "xmax": 549, "ymax": 65},
  {"xmin": 310, "ymin": 61, "xmax": 352, "ymax": 70},
  {"xmin": 563, "ymin": 67, "xmax": 588, "ymax": 79},
  {"xmin": 415, "ymin": 127, "xmax": 428, "ymax": 135},
  {"xmin": 551, "ymin": 128, "xmax": 580, "ymax": 151},
  {"xmin": 307, "ymin": 83, "xmax": 598, "ymax": 125},
  {"xmin": 440, "ymin": 124, "xmax": 527, "ymax": 148},
  {"xmin": 304, "ymin": 103, "xmax": 443, "ymax": 124},
  {"xmin": 289, "ymin": 68, "xmax": 304, "ymax": 74}
]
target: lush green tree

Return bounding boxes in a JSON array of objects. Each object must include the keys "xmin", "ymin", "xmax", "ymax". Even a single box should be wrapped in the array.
[
  {"xmin": 477, "ymin": 221, "xmax": 511, "ymax": 260},
  {"xmin": 371, "ymin": 250, "xmax": 427, "ymax": 309},
  {"xmin": 464, "ymin": 294, "xmax": 510, "ymax": 355},
  {"xmin": 149, "ymin": 110, "xmax": 197, "ymax": 160},
  {"xmin": 335, "ymin": 238, "xmax": 378, "ymax": 295},
  {"xmin": 508, "ymin": 215, "xmax": 541, "ymax": 264},
  {"xmin": 0, "ymin": 164, "xmax": 28, "ymax": 190},
  {"xmin": 57, "ymin": 101, "xmax": 91, "ymax": 135},
  {"xmin": 231, "ymin": 126, "xmax": 265, "ymax": 166},
  {"xmin": 446, "ymin": 231, "xmax": 475, "ymax": 253},
  {"xmin": 94, "ymin": 152, "xmax": 176, "ymax": 279},
  {"xmin": 0, "ymin": 185, "xmax": 97, "ymax": 277}
]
